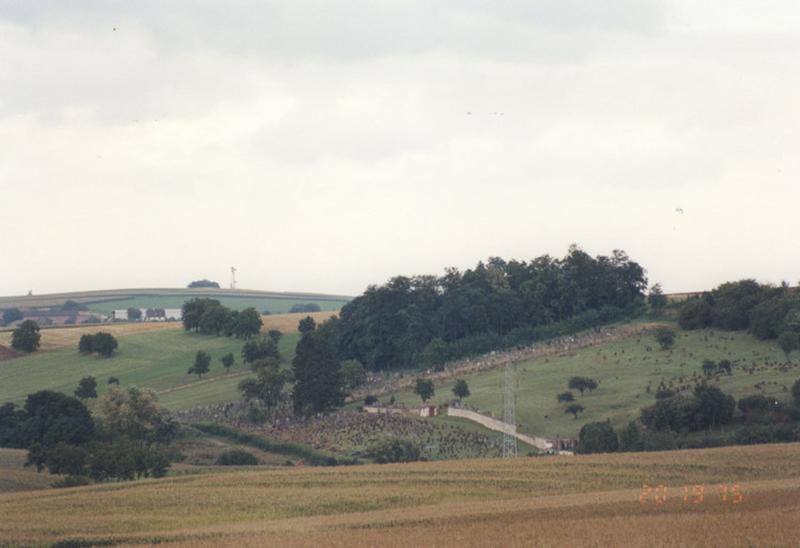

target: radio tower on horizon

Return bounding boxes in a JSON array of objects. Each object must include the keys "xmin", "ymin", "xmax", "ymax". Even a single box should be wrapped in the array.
[{"xmin": 230, "ymin": 267, "xmax": 237, "ymax": 290}]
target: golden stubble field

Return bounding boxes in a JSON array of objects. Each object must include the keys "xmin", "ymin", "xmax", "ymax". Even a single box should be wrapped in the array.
[
  {"xmin": 2, "ymin": 443, "xmax": 800, "ymax": 547},
  {"xmin": 0, "ymin": 311, "xmax": 337, "ymax": 352}
]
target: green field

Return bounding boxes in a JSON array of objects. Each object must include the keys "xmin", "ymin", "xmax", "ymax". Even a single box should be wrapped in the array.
[
  {"xmin": 386, "ymin": 327, "xmax": 800, "ymax": 439},
  {"xmin": 83, "ymin": 295, "xmax": 348, "ymax": 315},
  {"xmin": 0, "ymin": 330, "xmax": 299, "ymax": 410},
  {"xmin": 0, "ymin": 287, "xmax": 351, "ymax": 316}
]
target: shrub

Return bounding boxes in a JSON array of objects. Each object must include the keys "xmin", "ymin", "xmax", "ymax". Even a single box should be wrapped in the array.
[
  {"xmin": 367, "ymin": 437, "xmax": 422, "ymax": 464},
  {"xmin": 678, "ymin": 298, "xmax": 713, "ymax": 330},
  {"xmin": 215, "ymin": 449, "xmax": 259, "ymax": 466},
  {"xmin": 653, "ymin": 327, "xmax": 676, "ymax": 350},
  {"xmin": 52, "ymin": 475, "xmax": 92, "ymax": 489},
  {"xmin": 578, "ymin": 421, "xmax": 619, "ymax": 454}
]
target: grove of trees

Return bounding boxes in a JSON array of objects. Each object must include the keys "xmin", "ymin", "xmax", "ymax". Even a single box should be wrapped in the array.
[
  {"xmin": 182, "ymin": 299, "xmax": 262, "ymax": 339},
  {"xmin": 678, "ymin": 280, "xmax": 800, "ymax": 358},
  {"xmin": 0, "ymin": 387, "xmax": 177, "ymax": 482},
  {"xmin": 187, "ymin": 279, "xmax": 220, "ymax": 288},
  {"xmin": 1, "ymin": 307, "xmax": 23, "ymax": 326},
  {"xmin": 319, "ymin": 246, "xmax": 648, "ymax": 372}
]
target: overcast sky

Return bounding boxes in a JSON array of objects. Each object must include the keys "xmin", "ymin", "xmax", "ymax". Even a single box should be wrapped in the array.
[{"xmin": 1, "ymin": 1, "xmax": 799, "ymax": 297}]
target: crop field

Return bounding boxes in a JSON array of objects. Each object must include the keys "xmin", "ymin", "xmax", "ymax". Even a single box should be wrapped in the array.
[
  {"xmin": 0, "ymin": 310, "xmax": 336, "ymax": 353},
  {"xmin": 1, "ymin": 443, "xmax": 799, "ymax": 546},
  {"xmin": 0, "ymin": 329, "xmax": 300, "ymax": 411},
  {"xmin": 386, "ymin": 327, "xmax": 800, "ymax": 439}
]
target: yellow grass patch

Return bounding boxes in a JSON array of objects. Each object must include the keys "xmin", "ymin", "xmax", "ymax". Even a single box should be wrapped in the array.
[
  {"xmin": 0, "ymin": 311, "xmax": 337, "ymax": 352},
  {"xmin": 259, "ymin": 310, "xmax": 338, "ymax": 334},
  {"xmin": 2, "ymin": 443, "xmax": 800, "ymax": 546}
]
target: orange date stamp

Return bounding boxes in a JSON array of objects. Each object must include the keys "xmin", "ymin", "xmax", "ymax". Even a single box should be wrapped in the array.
[{"xmin": 639, "ymin": 484, "xmax": 744, "ymax": 505}]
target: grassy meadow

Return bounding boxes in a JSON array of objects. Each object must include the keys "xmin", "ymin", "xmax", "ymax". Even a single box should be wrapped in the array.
[
  {"xmin": 0, "ymin": 310, "xmax": 336, "ymax": 353},
  {"xmin": 387, "ymin": 327, "xmax": 800, "ymax": 439},
  {"xmin": 0, "ymin": 287, "xmax": 350, "ymax": 314},
  {"xmin": 0, "ymin": 329, "xmax": 300, "ymax": 411},
  {"xmin": 2, "ymin": 443, "xmax": 800, "ymax": 546}
]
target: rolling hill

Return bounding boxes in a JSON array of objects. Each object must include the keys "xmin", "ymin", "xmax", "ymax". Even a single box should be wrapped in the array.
[
  {"xmin": 381, "ymin": 325, "xmax": 800, "ymax": 439},
  {"xmin": 0, "ymin": 287, "xmax": 351, "ymax": 316},
  {"xmin": 0, "ymin": 313, "xmax": 344, "ymax": 410}
]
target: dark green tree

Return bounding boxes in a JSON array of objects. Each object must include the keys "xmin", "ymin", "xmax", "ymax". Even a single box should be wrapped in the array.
[
  {"xmin": 298, "ymin": 315, "xmax": 316, "ymax": 334},
  {"xmin": 654, "ymin": 327, "xmax": 676, "ymax": 350},
  {"xmin": 422, "ymin": 338, "xmax": 449, "ymax": 370},
  {"xmin": 107, "ymin": 376, "xmax": 120, "ymax": 385},
  {"xmin": 238, "ymin": 359, "xmax": 290, "ymax": 411},
  {"xmin": 78, "ymin": 334, "xmax": 95, "ymax": 354},
  {"xmin": 92, "ymin": 332, "xmax": 118, "ymax": 358},
  {"xmin": 74, "ymin": 377, "xmax": 98, "ymax": 400},
  {"xmin": 340, "ymin": 359, "xmax": 367, "ymax": 389},
  {"xmin": 452, "ymin": 379, "xmax": 470, "ymax": 402},
  {"xmin": 709, "ymin": 280, "xmax": 770, "ymax": 331},
  {"xmin": 267, "ymin": 329, "xmax": 283, "ymax": 343},
  {"xmin": 737, "ymin": 395, "xmax": 775, "ymax": 423},
  {"xmin": 242, "ymin": 337, "xmax": 280, "ymax": 364},
  {"xmin": 126, "ymin": 307, "xmax": 142, "ymax": 321},
  {"xmin": 199, "ymin": 304, "xmax": 230, "ymax": 335},
  {"xmin": 648, "ymin": 284, "xmax": 667, "ymax": 310},
  {"xmin": 702, "ymin": 359, "xmax": 717, "ymax": 375},
  {"xmin": 0, "ymin": 403, "xmax": 26, "ymax": 448},
  {"xmin": 557, "ymin": 391, "xmax": 575, "ymax": 403},
  {"xmin": 414, "ymin": 379, "xmax": 435, "ymax": 403},
  {"xmin": 578, "ymin": 421, "xmax": 619, "ymax": 453},
  {"xmin": 22, "ymin": 390, "xmax": 95, "ymax": 448},
  {"xmin": 234, "ymin": 308, "xmax": 262, "ymax": 339},
  {"xmin": 220, "ymin": 352, "xmax": 235, "ymax": 372},
  {"xmin": 693, "ymin": 385, "xmax": 735, "ymax": 429},
  {"xmin": 618, "ymin": 421, "xmax": 642, "ymax": 452},
  {"xmin": 568, "ymin": 376, "xmax": 597, "ymax": 395},
  {"xmin": 748, "ymin": 297, "xmax": 793, "ymax": 340},
  {"xmin": 778, "ymin": 330, "xmax": 800, "ymax": 360},
  {"xmin": 565, "ymin": 403, "xmax": 585, "ymax": 419},
  {"xmin": 291, "ymin": 332, "xmax": 344, "ymax": 414},
  {"xmin": 677, "ymin": 297, "xmax": 713, "ymax": 330},
  {"xmin": 181, "ymin": 298, "xmax": 221, "ymax": 332},
  {"xmin": 791, "ymin": 379, "xmax": 800, "ymax": 405},
  {"xmin": 11, "ymin": 320, "xmax": 41, "ymax": 353},
  {"xmin": 188, "ymin": 351, "xmax": 211, "ymax": 378}
]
